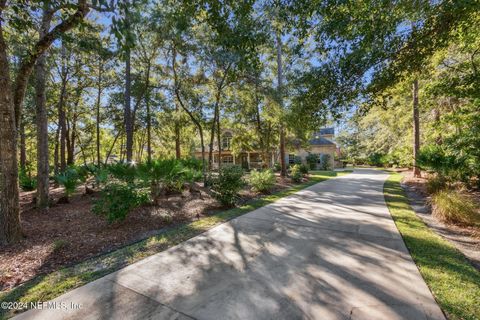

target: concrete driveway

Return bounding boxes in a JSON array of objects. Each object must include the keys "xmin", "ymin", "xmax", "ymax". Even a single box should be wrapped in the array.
[{"xmin": 15, "ymin": 169, "xmax": 445, "ymax": 320}]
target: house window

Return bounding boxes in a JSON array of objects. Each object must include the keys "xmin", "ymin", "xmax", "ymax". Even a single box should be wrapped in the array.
[
  {"xmin": 222, "ymin": 155, "xmax": 233, "ymax": 164},
  {"xmin": 222, "ymin": 132, "xmax": 232, "ymax": 150},
  {"xmin": 288, "ymin": 154, "xmax": 296, "ymax": 164}
]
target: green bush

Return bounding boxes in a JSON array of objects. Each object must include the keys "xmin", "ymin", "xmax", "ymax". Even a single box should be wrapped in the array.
[
  {"xmin": 299, "ymin": 163, "xmax": 309, "ymax": 175},
  {"xmin": 210, "ymin": 165, "xmax": 244, "ymax": 206},
  {"xmin": 431, "ymin": 190, "xmax": 480, "ymax": 226},
  {"xmin": 93, "ymin": 183, "xmax": 149, "ymax": 223},
  {"xmin": 137, "ymin": 159, "xmax": 188, "ymax": 195},
  {"xmin": 417, "ymin": 144, "xmax": 478, "ymax": 186},
  {"xmin": 425, "ymin": 175, "xmax": 447, "ymax": 194},
  {"xmin": 54, "ymin": 167, "xmax": 80, "ymax": 202},
  {"xmin": 306, "ymin": 154, "xmax": 318, "ymax": 170},
  {"xmin": 108, "ymin": 162, "xmax": 137, "ymax": 184},
  {"xmin": 180, "ymin": 157, "xmax": 204, "ymax": 171},
  {"xmin": 366, "ymin": 152, "xmax": 384, "ymax": 167},
  {"xmin": 273, "ymin": 162, "xmax": 281, "ymax": 172},
  {"xmin": 94, "ymin": 167, "xmax": 109, "ymax": 187},
  {"xmin": 319, "ymin": 154, "xmax": 332, "ymax": 170},
  {"xmin": 290, "ymin": 164, "xmax": 303, "ymax": 182},
  {"xmin": 19, "ymin": 168, "xmax": 36, "ymax": 191},
  {"xmin": 248, "ymin": 169, "xmax": 276, "ymax": 193}
]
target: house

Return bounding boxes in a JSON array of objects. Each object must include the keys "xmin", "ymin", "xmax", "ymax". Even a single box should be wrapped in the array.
[
  {"xmin": 193, "ymin": 129, "xmax": 276, "ymax": 170},
  {"xmin": 287, "ymin": 128, "xmax": 337, "ymax": 169},
  {"xmin": 193, "ymin": 127, "xmax": 338, "ymax": 170}
]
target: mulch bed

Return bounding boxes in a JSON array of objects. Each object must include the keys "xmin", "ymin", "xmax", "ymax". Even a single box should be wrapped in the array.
[{"xmin": 0, "ymin": 176, "xmax": 296, "ymax": 291}]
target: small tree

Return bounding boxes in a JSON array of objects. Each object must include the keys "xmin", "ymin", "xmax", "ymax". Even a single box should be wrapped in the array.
[
  {"xmin": 319, "ymin": 154, "xmax": 332, "ymax": 170},
  {"xmin": 306, "ymin": 154, "xmax": 319, "ymax": 170},
  {"xmin": 210, "ymin": 166, "xmax": 245, "ymax": 206}
]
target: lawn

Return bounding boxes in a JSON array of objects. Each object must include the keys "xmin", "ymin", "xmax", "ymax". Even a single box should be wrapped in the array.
[
  {"xmin": 384, "ymin": 173, "xmax": 480, "ymax": 320},
  {"xmin": 0, "ymin": 170, "xmax": 351, "ymax": 319}
]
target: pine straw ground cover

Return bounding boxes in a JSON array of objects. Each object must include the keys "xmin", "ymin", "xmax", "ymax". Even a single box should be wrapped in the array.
[
  {"xmin": 0, "ymin": 170, "xmax": 350, "ymax": 319},
  {"xmin": 384, "ymin": 173, "xmax": 480, "ymax": 320}
]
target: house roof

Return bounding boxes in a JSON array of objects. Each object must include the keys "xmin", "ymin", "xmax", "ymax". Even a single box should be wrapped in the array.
[
  {"xmin": 316, "ymin": 127, "xmax": 334, "ymax": 135},
  {"xmin": 309, "ymin": 136, "xmax": 336, "ymax": 146}
]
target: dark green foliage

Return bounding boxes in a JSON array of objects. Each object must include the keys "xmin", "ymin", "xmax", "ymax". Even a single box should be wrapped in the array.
[
  {"xmin": 306, "ymin": 153, "xmax": 318, "ymax": 170},
  {"xmin": 19, "ymin": 168, "xmax": 36, "ymax": 191},
  {"xmin": 179, "ymin": 157, "xmax": 204, "ymax": 171},
  {"xmin": 54, "ymin": 167, "xmax": 80, "ymax": 200},
  {"xmin": 418, "ymin": 145, "xmax": 461, "ymax": 182},
  {"xmin": 210, "ymin": 165, "xmax": 245, "ymax": 206},
  {"xmin": 93, "ymin": 183, "xmax": 149, "ymax": 223},
  {"xmin": 366, "ymin": 152, "xmax": 384, "ymax": 167},
  {"xmin": 248, "ymin": 169, "xmax": 276, "ymax": 193},
  {"xmin": 94, "ymin": 167, "xmax": 109, "ymax": 187},
  {"xmin": 137, "ymin": 159, "xmax": 201, "ymax": 195},
  {"xmin": 273, "ymin": 162, "xmax": 281, "ymax": 172},
  {"xmin": 108, "ymin": 162, "xmax": 137, "ymax": 184},
  {"xmin": 319, "ymin": 154, "xmax": 332, "ymax": 170},
  {"xmin": 299, "ymin": 164, "xmax": 309, "ymax": 175},
  {"xmin": 290, "ymin": 164, "xmax": 303, "ymax": 182}
]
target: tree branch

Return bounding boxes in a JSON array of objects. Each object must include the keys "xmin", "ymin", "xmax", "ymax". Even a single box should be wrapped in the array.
[{"xmin": 13, "ymin": 0, "xmax": 90, "ymax": 127}]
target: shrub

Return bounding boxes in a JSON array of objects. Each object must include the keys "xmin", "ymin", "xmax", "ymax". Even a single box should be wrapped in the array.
[
  {"xmin": 366, "ymin": 152, "xmax": 384, "ymax": 167},
  {"xmin": 426, "ymin": 175, "xmax": 447, "ymax": 194},
  {"xmin": 249, "ymin": 169, "xmax": 276, "ymax": 193},
  {"xmin": 93, "ymin": 183, "xmax": 149, "ymax": 222},
  {"xmin": 306, "ymin": 154, "xmax": 318, "ymax": 170},
  {"xmin": 319, "ymin": 154, "xmax": 332, "ymax": 170},
  {"xmin": 290, "ymin": 164, "xmax": 303, "ymax": 183},
  {"xmin": 108, "ymin": 162, "xmax": 137, "ymax": 184},
  {"xmin": 210, "ymin": 165, "xmax": 244, "ymax": 206},
  {"xmin": 137, "ymin": 159, "xmax": 187, "ymax": 196},
  {"xmin": 299, "ymin": 164, "xmax": 309, "ymax": 175},
  {"xmin": 431, "ymin": 190, "xmax": 480, "ymax": 226},
  {"xmin": 94, "ymin": 167, "xmax": 109, "ymax": 187},
  {"xmin": 19, "ymin": 168, "xmax": 36, "ymax": 191},
  {"xmin": 273, "ymin": 162, "xmax": 281, "ymax": 172},
  {"xmin": 54, "ymin": 167, "xmax": 80, "ymax": 202},
  {"xmin": 180, "ymin": 157, "xmax": 204, "ymax": 171}
]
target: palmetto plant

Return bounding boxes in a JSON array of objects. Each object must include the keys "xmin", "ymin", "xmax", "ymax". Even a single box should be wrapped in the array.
[{"xmin": 54, "ymin": 167, "xmax": 80, "ymax": 202}]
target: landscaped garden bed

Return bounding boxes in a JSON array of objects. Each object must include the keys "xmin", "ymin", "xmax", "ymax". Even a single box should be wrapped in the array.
[{"xmin": 384, "ymin": 173, "xmax": 480, "ymax": 320}]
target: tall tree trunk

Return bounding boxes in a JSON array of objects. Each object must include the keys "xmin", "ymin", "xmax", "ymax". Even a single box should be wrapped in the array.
[
  {"xmin": 144, "ymin": 60, "xmax": 152, "ymax": 162},
  {"xmin": 35, "ymin": 10, "xmax": 52, "ymax": 209},
  {"xmin": 208, "ymin": 103, "xmax": 218, "ymax": 170},
  {"xmin": 276, "ymin": 31, "xmax": 287, "ymax": 177},
  {"xmin": 19, "ymin": 118, "xmax": 26, "ymax": 171},
  {"xmin": 412, "ymin": 79, "xmax": 421, "ymax": 178},
  {"xmin": 67, "ymin": 114, "xmax": 76, "ymax": 165},
  {"xmin": 0, "ymin": 23, "xmax": 22, "ymax": 245},
  {"xmin": 171, "ymin": 51, "xmax": 206, "ymax": 179},
  {"xmin": 124, "ymin": 3, "xmax": 133, "ymax": 163},
  {"xmin": 95, "ymin": 60, "xmax": 103, "ymax": 166},
  {"xmin": 175, "ymin": 110, "xmax": 181, "ymax": 159},
  {"xmin": 171, "ymin": 46, "xmax": 181, "ymax": 160},
  {"xmin": 53, "ymin": 125, "xmax": 60, "ymax": 176},
  {"xmin": 216, "ymin": 107, "xmax": 222, "ymax": 170},
  {"xmin": 58, "ymin": 44, "xmax": 68, "ymax": 171},
  {"xmin": 124, "ymin": 47, "xmax": 133, "ymax": 163}
]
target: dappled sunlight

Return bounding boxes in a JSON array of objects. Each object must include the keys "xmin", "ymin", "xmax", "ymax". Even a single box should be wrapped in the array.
[{"xmin": 12, "ymin": 169, "xmax": 445, "ymax": 320}]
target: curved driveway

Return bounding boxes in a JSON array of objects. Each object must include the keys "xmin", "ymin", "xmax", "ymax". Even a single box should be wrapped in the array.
[{"xmin": 15, "ymin": 169, "xmax": 445, "ymax": 320}]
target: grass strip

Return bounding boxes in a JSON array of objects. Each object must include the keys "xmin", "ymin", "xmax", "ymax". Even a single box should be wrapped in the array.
[
  {"xmin": 384, "ymin": 173, "xmax": 480, "ymax": 320},
  {"xmin": 0, "ymin": 170, "xmax": 351, "ymax": 319}
]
